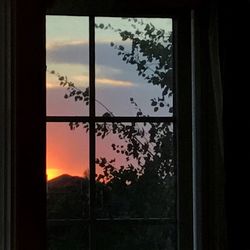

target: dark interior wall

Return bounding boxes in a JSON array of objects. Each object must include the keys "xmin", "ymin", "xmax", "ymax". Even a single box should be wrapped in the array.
[
  {"xmin": 13, "ymin": 0, "xmax": 46, "ymax": 249},
  {"xmin": 1, "ymin": 0, "xmax": 250, "ymax": 249},
  {"xmin": 192, "ymin": 7, "xmax": 226, "ymax": 250},
  {"xmin": 46, "ymin": 0, "xmax": 202, "ymax": 16},
  {"xmin": 194, "ymin": 3, "xmax": 250, "ymax": 249},
  {"xmin": 0, "ymin": 0, "xmax": 9, "ymax": 248},
  {"xmin": 220, "ymin": 2, "xmax": 250, "ymax": 250}
]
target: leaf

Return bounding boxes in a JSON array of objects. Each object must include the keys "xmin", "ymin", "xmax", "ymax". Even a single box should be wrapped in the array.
[
  {"xmin": 154, "ymin": 107, "xmax": 159, "ymax": 112},
  {"xmin": 119, "ymin": 45, "xmax": 124, "ymax": 51},
  {"xmin": 110, "ymin": 159, "xmax": 115, "ymax": 163},
  {"xmin": 75, "ymin": 96, "xmax": 83, "ymax": 101},
  {"xmin": 157, "ymin": 30, "xmax": 162, "ymax": 36},
  {"xmin": 162, "ymin": 87, "xmax": 168, "ymax": 96},
  {"xmin": 102, "ymin": 112, "xmax": 112, "ymax": 117},
  {"xmin": 127, "ymin": 144, "xmax": 133, "ymax": 152},
  {"xmin": 151, "ymin": 100, "xmax": 157, "ymax": 106}
]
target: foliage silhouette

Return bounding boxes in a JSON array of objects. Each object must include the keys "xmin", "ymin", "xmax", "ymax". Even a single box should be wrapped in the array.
[{"xmin": 48, "ymin": 18, "xmax": 176, "ymax": 250}]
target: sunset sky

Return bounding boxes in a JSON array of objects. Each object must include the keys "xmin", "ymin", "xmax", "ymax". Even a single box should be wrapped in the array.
[{"xmin": 46, "ymin": 16, "xmax": 172, "ymax": 180}]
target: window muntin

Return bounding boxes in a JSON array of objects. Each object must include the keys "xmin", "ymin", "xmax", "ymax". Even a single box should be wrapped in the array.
[{"xmin": 46, "ymin": 16, "xmax": 177, "ymax": 250}]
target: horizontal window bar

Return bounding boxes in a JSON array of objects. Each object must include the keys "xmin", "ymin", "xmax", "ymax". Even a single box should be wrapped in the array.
[
  {"xmin": 48, "ymin": 218, "xmax": 176, "ymax": 226},
  {"xmin": 46, "ymin": 116, "xmax": 175, "ymax": 123},
  {"xmin": 95, "ymin": 218, "xmax": 176, "ymax": 225}
]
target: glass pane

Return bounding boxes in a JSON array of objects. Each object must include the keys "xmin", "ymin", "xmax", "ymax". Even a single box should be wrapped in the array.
[
  {"xmin": 95, "ymin": 17, "xmax": 173, "ymax": 117},
  {"xmin": 47, "ymin": 122, "xmax": 89, "ymax": 219},
  {"xmin": 96, "ymin": 224, "xmax": 177, "ymax": 250},
  {"xmin": 46, "ymin": 16, "xmax": 89, "ymax": 116},
  {"xmin": 95, "ymin": 122, "xmax": 176, "ymax": 218},
  {"xmin": 48, "ymin": 223, "xmax": 89, "ymax": 250}
]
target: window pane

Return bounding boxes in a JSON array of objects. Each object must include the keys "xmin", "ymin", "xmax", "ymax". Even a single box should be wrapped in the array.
[
  {"xmin": 95, "ymin": 122, "xmax": 176, "ymax": 218},
  {"xmin": 46, "ymin": 16, "xmax": 89, "ymax": 116},
  {"xmin": 47, "ymin": 122, "xmax": 89, "ymax": 219},
  {"xmin": 48, "ymin": 223, "xmax": 89, "ymax": 250},
  {"xmin": 95, "ymin": 17, "xmax": 173, "ymax": 117},
  {"xmin": 96, "ymin": 224, "xmax": 177, "ymax": 250}
]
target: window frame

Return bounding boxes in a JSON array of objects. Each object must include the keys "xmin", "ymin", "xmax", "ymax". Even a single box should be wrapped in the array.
[
  {"xmin": 45, "ymin": 13, "xmax": 193, "ymax": 250},
  {"xmin": 0, "ymin": 0, "xmax": 12, "ymax": 249},
  {"xmin": 1, "ymin": 1, "xmax": 193, "ymax": 249}
]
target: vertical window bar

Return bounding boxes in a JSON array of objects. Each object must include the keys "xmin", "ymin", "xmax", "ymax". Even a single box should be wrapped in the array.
[
  {"xmin": 175, "ymin": 13, "xmax": 193, "ymax": 250},
  {"xmin": 172, "ymin": 17, "xmax": 178, "ymax": 249},
  {"xmin": 191, "ymin": 11, "xmax": 197, "ymax": 250},
  {"xmin": 191, "ymin": 10, "xmax": 202, "ymax": 250},
  {"xmin": 89, "ymin": 18, "xmax": 96, "ymax": 117},
  {"xmin": 89, "ymin": 16, "xmax": 96, "ymax": 250}
]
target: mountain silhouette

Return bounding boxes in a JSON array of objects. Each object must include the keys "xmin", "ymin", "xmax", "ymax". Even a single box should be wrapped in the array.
[
  {"xmin": 48, "ymin": 174, "xmax": 86, "ymax": 192},
  {"xmin": 47, "ymin": 174, "xmax": 89, "ymax": 219}
]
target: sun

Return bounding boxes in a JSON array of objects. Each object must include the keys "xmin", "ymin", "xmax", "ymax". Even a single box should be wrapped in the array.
[{"xmin": 46, "ymin": 167, "xmax": 61, "ymax": 181}]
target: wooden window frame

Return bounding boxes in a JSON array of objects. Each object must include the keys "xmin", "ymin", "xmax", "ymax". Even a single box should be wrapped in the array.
[{"xmin": 1, "ymin": 1, "xmax": 193, "ymax": 249}]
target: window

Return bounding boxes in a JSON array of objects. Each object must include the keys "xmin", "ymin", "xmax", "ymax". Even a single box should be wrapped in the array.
[
  {"xmin": 2, "ymin": 1, "xmax": 233, "ymax": 249},
  {"xmin": 45, "ymin": 9, "xmax": 192, "ymax": 250},
  {"xmin": 1, "ymin": 1, "xmax": 193, "ymax": 249}
]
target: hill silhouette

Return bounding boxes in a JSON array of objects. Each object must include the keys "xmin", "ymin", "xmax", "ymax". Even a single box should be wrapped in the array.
[
  {"xmin": 48, "ymin": 174, "xmax": 87, "ymax": 193},
  {"xmin": 47, "ymin": 174, "xmax": 89, "ymax": 220}
]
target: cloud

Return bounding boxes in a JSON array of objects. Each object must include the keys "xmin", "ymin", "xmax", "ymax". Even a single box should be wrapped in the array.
[
  {"xmin": 46, "ymin": 40, "xmax": 149, "ymax": 86},
  {"xmin": 46, "ymin": 72, "xmax": 60, "ymax": 89},
  {"xmin": 97, "ymin": 78, "xmax": 134, "ymax": 87},
  {"xmin": 71, "ymin": 75, "xmax": 88, "ymax": 83},
  {"xmin": 96, "ymin": 65, "xmax": 122, "ymax": 78},
  {"xmin": 72, "ymin": 75, "xmax": 134, "ymax": 87},
  {"xmin": 46, "ymin": 40, "xmax": 129, "ymax": 69},
  {"xmin": 46, "ymin": 76, "xmax": 135, "ymax": 90},
  {"xmin": 46, "ymin": 40, "xmax": 88, "ymax": 50},
  {"xmin": 46, "ymin": 82, "xmax": 57, "ymax": 89},
  {"xmin": 46, "ymin": 41, "xmax": 89, "ymax": 65}
]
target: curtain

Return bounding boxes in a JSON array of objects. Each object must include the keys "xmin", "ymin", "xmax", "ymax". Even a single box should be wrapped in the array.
[
  {"xmin": 193, "ymin": 5, "xmax": 226, "ymax": 250},
  {"xmin": 207, "ymin": 6, "xmax": 226, "ymax": 250}
]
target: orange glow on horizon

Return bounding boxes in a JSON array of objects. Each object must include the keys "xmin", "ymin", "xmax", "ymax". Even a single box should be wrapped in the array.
[
  {"xmin": 46, "ymin": 123, "xmax": 127, "ymax": 183},
  {"xmin": 46, "ymin": 167, "xmax": 61, "ymax": 181},
  {"xmin": 46, "ymin": 123, "xmax": 89, "ymax": 181}
]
